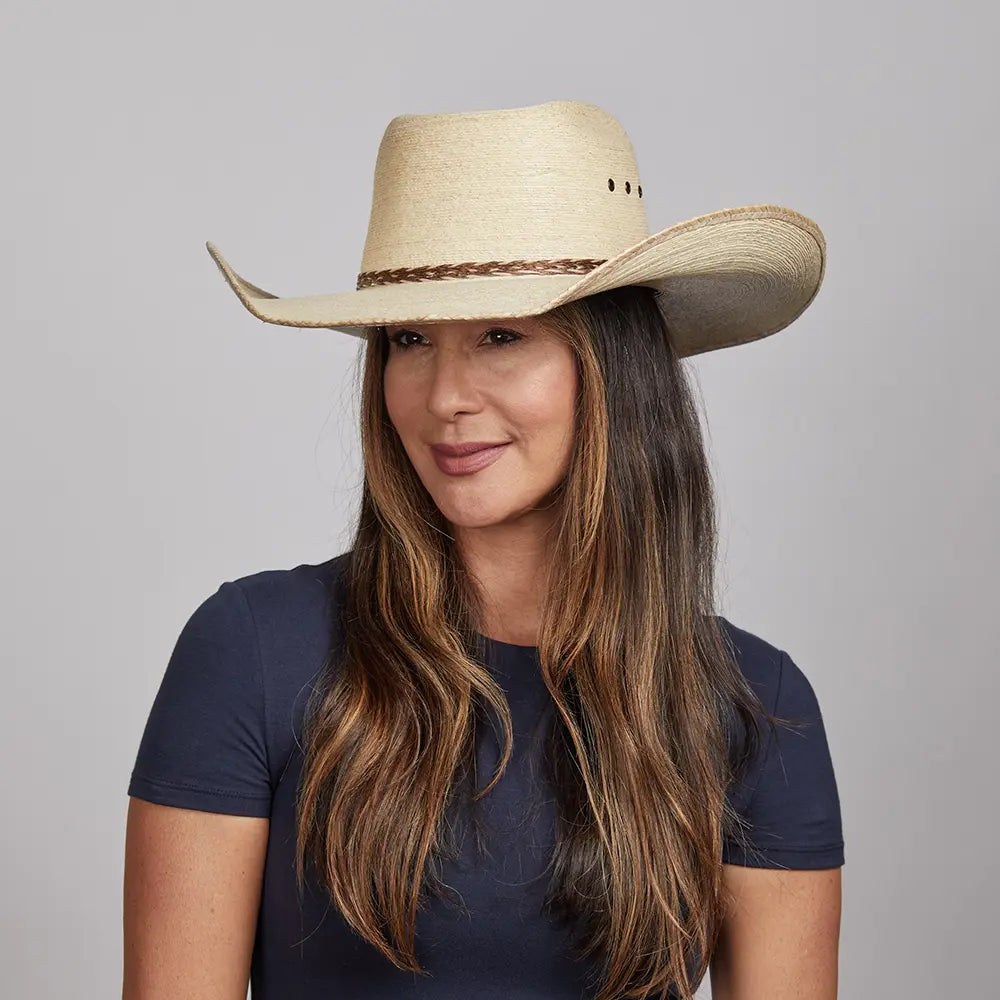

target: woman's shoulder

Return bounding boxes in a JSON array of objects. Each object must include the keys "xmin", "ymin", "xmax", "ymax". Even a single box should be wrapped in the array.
[
  {"xmin": 713, "ymin": 616, "xmax": 845, "ymax": 868},
  {"xmin": 714, "ymin": 614, "xmax": 830, "ymax": 732},
  {"xmin": 715, "ymin": 614, "xmax": 785, "ymax": 703},
  {"xmin": 231, "ymin": 549, "xmax": 351, "ymax": 618},
  {"xmin": 229, "ymin": 548, "xmax": 352, "ymax": 687},
  {"xmin": 126, "ymin": 551, "xmax": 353, "ymax": 815},
  {"xmin": 229, "ymin": 550, "xmax": 353, "ymax": 784}
]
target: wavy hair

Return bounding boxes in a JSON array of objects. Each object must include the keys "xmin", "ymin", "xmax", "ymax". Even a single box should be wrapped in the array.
[{"xmin": 294, "ymin": 285, "xmax": 790, "ymax": 1000}]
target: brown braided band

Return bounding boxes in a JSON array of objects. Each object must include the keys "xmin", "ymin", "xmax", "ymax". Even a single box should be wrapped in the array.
[{"xmin": 356, "ymin": 257, "xmax": 608, "ymax": 290}]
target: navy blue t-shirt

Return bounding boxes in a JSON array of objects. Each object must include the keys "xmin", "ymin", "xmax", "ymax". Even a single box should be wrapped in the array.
[{"xmin": 127, "ymin": 552, "xmax": 844, "ymax": 998}]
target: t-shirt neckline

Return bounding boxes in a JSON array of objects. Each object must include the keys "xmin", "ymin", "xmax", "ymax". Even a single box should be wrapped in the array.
[{"xmin": 475, "ymin": 632, "xmax": 538, "ymax": 653}]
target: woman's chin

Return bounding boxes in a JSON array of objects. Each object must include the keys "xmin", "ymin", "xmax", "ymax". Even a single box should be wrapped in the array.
[{"xmin": 435, "ymin": 500, "xmax": 512, "ymax": 530}]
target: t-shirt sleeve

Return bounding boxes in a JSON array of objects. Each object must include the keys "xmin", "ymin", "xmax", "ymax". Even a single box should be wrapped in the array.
[
  {"xmin": 127, "ymin": 580, "xmax": 272, "ymax": 817},
  {"xmin": 722, "ymin": 649, "xmax": 845, "ymax": 869}
]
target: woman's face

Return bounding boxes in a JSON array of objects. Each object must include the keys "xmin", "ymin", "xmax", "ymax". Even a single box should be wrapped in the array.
[{"xmin": 382, "ymin": 318, "xmax": 578, "ymax": 530}]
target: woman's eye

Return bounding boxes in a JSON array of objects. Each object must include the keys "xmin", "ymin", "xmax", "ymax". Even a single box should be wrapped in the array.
[
  {"xmin": 387, "ymin": 329, "xmax": 424, "ymax": 349},
  {"xmin": 484, "ymin": 328, "xmax": 522, "ymax": 347},
  {"xmin": 387, "ymin": 328, "xmax": 522, "ymax": 350}
]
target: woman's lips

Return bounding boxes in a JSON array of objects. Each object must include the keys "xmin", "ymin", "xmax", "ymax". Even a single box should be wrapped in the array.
[{"xmin": 431, "ymin": 443, "xmax": 511, "ymax": 476}]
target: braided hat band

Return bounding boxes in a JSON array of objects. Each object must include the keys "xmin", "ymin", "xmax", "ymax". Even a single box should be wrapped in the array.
[{"xmin": 356, "ymin": 257, "xmax": 608, "ymax": 290}]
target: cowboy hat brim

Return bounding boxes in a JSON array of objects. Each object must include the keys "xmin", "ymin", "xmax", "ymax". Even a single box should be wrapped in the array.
[{"xmin": 205, "ymin": 205, "xmax": 824, "ymax": 358}]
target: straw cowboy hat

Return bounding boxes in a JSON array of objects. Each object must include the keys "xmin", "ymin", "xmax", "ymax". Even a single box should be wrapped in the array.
[{"xmin": 205, "ymin": 99, "xmax": 825, "ymax": 358}]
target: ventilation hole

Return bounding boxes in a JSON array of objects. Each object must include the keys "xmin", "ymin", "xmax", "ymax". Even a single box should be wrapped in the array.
[
  {"xmin": 625, "ymin": 181, "xmax": 631, "ymax": 194},
  {"xmin": 638, "ymin": 184, "xmax": 642, "ymax": 198},
  {"xmin": 608, "ymin": 177, "xmax": 615, "ymax": 191}
]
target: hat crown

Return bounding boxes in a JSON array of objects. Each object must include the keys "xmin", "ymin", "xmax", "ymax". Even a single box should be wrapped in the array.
[{"xmin": 359, "ymin": 100, "xmax": 650, "ymax": 276}]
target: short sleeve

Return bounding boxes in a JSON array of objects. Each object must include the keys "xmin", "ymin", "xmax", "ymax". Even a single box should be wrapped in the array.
[
  {"xmin": 127, "ymin": 580, "xmax": 272, "ymax": 817},
  {"xmin": 722, "ymin": 650, "xmax": 845, "ymax": 869}
]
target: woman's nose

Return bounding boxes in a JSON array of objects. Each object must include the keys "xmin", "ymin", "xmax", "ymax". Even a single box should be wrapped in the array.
[{"xmin": 424, "ymin": 350, "xmax": 482, "ymax": 418}]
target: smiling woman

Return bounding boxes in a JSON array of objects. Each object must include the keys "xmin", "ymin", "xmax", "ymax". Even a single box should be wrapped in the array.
[{"xmin": 126, "ymin": 99, "xmax": 842, "ymax": 1000}]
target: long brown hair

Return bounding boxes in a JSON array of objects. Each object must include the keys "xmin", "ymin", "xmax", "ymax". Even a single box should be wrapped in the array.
[{"xmin": 295, "ymin": 285, "xmax": 789, "ymax": 1000}]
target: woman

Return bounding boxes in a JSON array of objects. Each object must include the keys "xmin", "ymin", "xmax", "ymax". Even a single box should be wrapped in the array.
[{"xmin": 123, "ymin": 100, "xmax": 844, "ymax": 1000}]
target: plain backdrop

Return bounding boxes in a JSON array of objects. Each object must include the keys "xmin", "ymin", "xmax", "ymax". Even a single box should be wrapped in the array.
[{"xmin": 3, "ymin": 2, "xmax": 997, "ymax": 997}]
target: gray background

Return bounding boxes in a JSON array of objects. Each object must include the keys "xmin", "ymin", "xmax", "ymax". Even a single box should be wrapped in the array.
[{"xmin": 4, "ymin": 1, "xmax": 996, "ymax": 997}]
